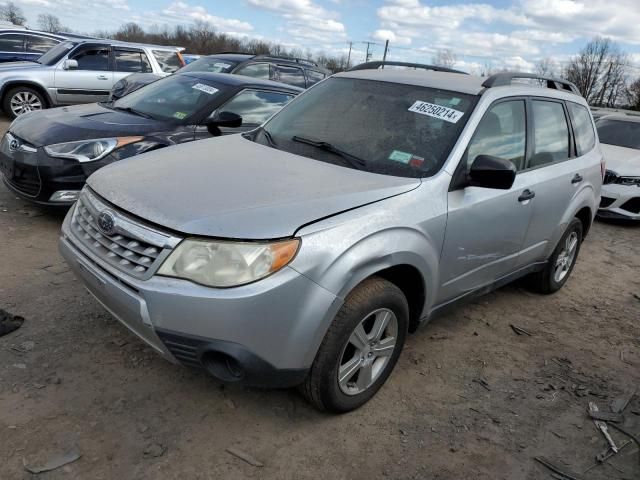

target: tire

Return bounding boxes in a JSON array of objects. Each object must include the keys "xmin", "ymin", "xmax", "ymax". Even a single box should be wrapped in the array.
[
  {"xmin": 528, "ymin": 218, "xmax": 583, "ymax": 294},
  {"xmin": 301, "ymin": 276, "xmax": 409, "ymax": 413},
  {"xmin": 3, "ymin": 86, "xmax": 47, "ymax": 119}
]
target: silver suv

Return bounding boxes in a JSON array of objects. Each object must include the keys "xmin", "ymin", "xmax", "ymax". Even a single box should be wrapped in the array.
[
  {"xmin": 59, "ymin": 69, "xmax": 602, "ymax": 412},
  {"xmin": 0, "ymin": 39, "xmax": 183, "ymax": 118}
]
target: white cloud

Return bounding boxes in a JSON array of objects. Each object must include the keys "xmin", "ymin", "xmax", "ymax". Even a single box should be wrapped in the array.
[
  {"xmin": 372, "ymin": 29, "xmax": 411, "ymax": 46},
  {"xmin": 160, "ymin": 1, "xmax": 254, "ymax": 32}
]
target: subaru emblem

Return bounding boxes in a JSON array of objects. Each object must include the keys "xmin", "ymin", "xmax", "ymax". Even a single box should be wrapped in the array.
[{"xmin": 97, "ymin": 210, "xmax": 116, "ymax": 236}]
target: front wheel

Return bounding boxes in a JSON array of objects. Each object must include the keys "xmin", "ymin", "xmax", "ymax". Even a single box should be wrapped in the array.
[
  {"xmin": 301, "ymin": 277, "xmax": 408, "ymax": 413},
  {"xmin": 528, "ymin": 218, "xmax": 583, "ymax": 294},
  {"xmin": 3, "ymin": 87, "xmax": 46, "ymax": 119}
]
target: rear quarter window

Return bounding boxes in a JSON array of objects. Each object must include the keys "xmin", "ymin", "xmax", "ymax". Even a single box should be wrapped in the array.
[
  {"xmin": 567, "ymin": 102, "xmax": 596, "ymax": 155},
  {"xmin": 152, "ymin": 50, "xmax": 183, "ymax": 73}
]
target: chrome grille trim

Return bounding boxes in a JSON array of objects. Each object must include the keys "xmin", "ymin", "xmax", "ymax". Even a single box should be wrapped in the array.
[{"xmin": 70, "ymin": 188, "xmax": 182, "ymax": 280}]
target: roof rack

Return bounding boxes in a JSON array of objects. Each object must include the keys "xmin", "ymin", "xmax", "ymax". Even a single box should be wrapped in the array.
[
  {"xmin": 253, "ymin": 55, "xmax": 319, "ymax": 68},
  {"xmin": 482, "ymin": 72, "xmax": 580, "ymax": 95},
  {"xmin": 347, "ymin": 61, "xmax": 468, "ymax": 75}
]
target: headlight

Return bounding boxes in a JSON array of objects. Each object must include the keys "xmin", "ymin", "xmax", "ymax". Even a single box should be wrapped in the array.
[
  {"xmin": 603, "ymin": 169, "xmax": 619, "ymax": 185},
  {"xmin": 157, "ymin": 238, "xmax": 300, "ymax": 287},
  {"xmin": 44, "ymin": 137, "xmax": 143, "ymax": 163}
]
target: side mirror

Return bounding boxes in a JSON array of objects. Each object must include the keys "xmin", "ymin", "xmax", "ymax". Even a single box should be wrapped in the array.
[
  {"xmin": 63, "ymin": 59, "xmax": 78, "ymax": 70},
  {"xmin": 206, "ymin": 111, "xmax": 243, "ymax": 129},
  {"xmin": 469, "ymin": 155, "xmax": 516, "ymax": 190}
]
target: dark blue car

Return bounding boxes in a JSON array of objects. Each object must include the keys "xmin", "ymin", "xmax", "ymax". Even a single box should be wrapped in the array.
[{"xmin": 0, "ymin": 29, "xmax": 66, "ymax": 63}]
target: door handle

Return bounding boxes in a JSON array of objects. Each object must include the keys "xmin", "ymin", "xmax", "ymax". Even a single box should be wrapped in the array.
[
  {"xmin": 97, "ymin": 75, "xmax": 109, "ymax": 80},
  {"xmin": 518, "ymin": 189, "xmax": 536, "ymax": 202},
  {"xmin": 571, "ymin": 173, "xmax": 583, "ymax": 184}
]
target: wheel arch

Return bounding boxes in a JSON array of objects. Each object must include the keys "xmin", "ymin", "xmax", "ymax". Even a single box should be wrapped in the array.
[{"xmin": 1, "ymin": 81, "xmax": 53, "ymax": 108}]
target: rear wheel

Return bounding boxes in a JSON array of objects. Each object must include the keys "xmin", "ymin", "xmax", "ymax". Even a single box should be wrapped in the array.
[
  {"xmin": 301, "ymin": 277, "xmax": 408, "ymax": 413},
  {"xmin": 3, "ymin": 86, "xmax": 46, "ymax": 119},
  {"xmin": 528, "ymin": 218, "xmax": 583, "ymax": 294}
]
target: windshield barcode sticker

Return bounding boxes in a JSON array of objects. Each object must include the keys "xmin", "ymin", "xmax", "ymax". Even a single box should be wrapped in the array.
[
  {"xmin": 192, "ymin": 83, "xmax": 219, "ymax": 95},
  {"xmin": 408, "ymin": 101, "xmax": 464, "ymax": 123}
]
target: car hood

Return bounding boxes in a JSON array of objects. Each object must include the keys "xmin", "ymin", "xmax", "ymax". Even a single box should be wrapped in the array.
[
  {"xmin": 601, "ymin": 143, "xmax": 640, "ymax": 177},
  {"xmin": 0, "ymin": 61, "xmax": 45, "ymax": 72},
  {"xmin": 88, "ymin": 134, "xmax": 421, "ymax": 239},
  {"xmin": 10, "ymin": 103, "xmax": 166, "ymax": 147}
]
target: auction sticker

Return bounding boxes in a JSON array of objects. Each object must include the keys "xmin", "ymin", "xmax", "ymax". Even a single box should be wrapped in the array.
[
  {"xmin": 192, "ymin": 83, "xmax": 219, "ymax": 95},
  {"xmin": 408, "ymin": 101, "xmax": 464, "ymax": 123},
  {"xmin": 214, "ymin": 62, "xmax": 232, "ymax": 69}
]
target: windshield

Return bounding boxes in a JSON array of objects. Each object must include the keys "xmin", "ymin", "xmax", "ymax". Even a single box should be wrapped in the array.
[
  {"xmin": 113, "ymin": 74, "xmax": 226, "ymax": 122},
  {"xmin": 180, "ymin": 56, "xmax": 238, "ymax": 74},
  {"xmin": 596, "ymin": 118, "xmax": 640, "ymax": 150},
  {"xmin": 38, "ymin": 41, "xmax": 76, "ymax": 65},
  {"xmin": 260, "ymin": 77, "xmax": 476, "ymax": 178}
]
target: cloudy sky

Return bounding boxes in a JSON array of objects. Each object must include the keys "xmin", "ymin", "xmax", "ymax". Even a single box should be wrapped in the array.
[{"xmin": 14, "ymin": 0, "xmax": 640, "ymax": 74}]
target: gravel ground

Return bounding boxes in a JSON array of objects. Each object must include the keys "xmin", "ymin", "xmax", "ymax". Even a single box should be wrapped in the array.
[{"xmin": 0, "ymin": 117, "xmax": 638, "ymax": 480}]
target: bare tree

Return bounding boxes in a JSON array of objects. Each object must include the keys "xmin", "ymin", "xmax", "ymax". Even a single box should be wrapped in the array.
[
  {"xmin": 0, "ymin": 2, "xmax": 26, "ymax": 25},
  {"xmin": 37, "ymin": 13, "xmax": 64, "ymax": 33},
  {"xmin": 432, "ymin": 49, "xmax": 457, "ymax": 68},
  {"xmin": 535, "ymin": 57, "xmax": 557, "ymax": 77},
  {"xmin": 565, "ymin": 37, "xmax": 629, "ymax": 107},
  {"xmin": 627, "ymin": 78, "xmax": 640, "ymax": 111}
]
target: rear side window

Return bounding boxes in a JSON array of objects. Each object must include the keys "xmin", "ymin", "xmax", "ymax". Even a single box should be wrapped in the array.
[
  {"xmin": 115, "ymin": 50, "xmax": 152, "ymax": 73},
  {"xmin": 273, "ymin": 65, "xmax": 306, "ymax": 88},
  {"xmin": 0, "ymin": 34, "xmax": 25, "ymax": 52},
  {"xmin": 306, "ymin": 70, "xmax": 326, "ymax": 86},
  {"xmin": 235, "ymin": 63, "xmax": 270, "ymax": 79},
  {"xmin": 530, "ymin": 100, "xmax": 570, "ymax": 168},
  {"xmin": 72, "ymin": 47, "xmax": 110, "ymax": 71},
  {"xmin": 465, "ymin": 100, "xmax": 527, "ymax": 171},
  {"xmin": 152, "ymin": 50, "xmax": 183, "ymax": 73},
  {"xmin": 219, "ymin": 90, "xmax": 294, "ymax": 125},
  {"xmin": 26, "ymin": 35, "xmax": 59, "ymax": 54},
  {"xmin": 567, "ymin": 103, "xmax": 596, "ymax": 155}
]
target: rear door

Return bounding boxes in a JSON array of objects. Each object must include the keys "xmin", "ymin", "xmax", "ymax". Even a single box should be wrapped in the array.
[
  {"xmin": 0, "ymin": 33, "xmax": 26, "ymax": 62},
  {"xmin": 515, "ymin": 99, "xmax": 600, "ymax": 266},
  {"xmin": 439, "ymin": 98, "xmax": 536, "ymax": 303},
  {"xmin": 54, "ymin": 44, "xmax": 112, "ymax": 104},
  {"xmin": 113, "ymin": 48, "xmax": 153, "ymax": 84}
]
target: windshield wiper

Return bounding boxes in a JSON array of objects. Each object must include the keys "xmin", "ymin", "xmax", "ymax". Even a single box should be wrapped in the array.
[
  {"xmin": 292, "ymin": 135, "xmax": 366, "ymax": 170},
  {"xmin": 112, "ymin": 106, "xmax": 154, "ymax": 120}
]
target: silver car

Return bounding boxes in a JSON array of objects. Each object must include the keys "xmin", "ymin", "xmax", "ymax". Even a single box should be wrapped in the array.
[
  {"xmin": 59, "ymin": 69, "xmax": 602, "ymax": 412},
  {"xmin": 0, "ymin": 39, "xmax": 184, "ymax": 118}
]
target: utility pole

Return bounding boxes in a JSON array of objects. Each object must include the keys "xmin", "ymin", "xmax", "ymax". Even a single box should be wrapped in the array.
[
  {"xmin": 364, "ymin": 41, "xmax": 374, "ymax": 62},
  {"xmin": 346, "ymin": 41, "xmax": 352, "ymax": 69},
  {"xmin": 382, "ymin": 39, "xmax": 389, "ymax": 66}
]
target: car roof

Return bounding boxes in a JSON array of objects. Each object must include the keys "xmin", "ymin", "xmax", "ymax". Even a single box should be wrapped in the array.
[
  {"xmin": 71, "ymin": 38, "xmax": 183, "ymax": 51},
  {"xmin": 598, "ymin": 114, "xmax": 640, "ymax": 123},
  {"xmin": 201, "ymin": 53, "xmax": 329, "ymax": 73},
  {"xmin": 176, "ymin": 71, "xmax": 304, "ymax": 93},
  {"xmin": 203, "ymin": 53, "xmax": 256, "ymax": 62},
  {"xmin": 0, "ymin": 28, "xmax": 67, "ymax": 40},
  {"xmin": 336, "ymin": 69, "xmax": 486, "ymax": 95}
]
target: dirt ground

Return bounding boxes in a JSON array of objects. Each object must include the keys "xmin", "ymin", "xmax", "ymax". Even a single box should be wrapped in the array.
[{"xmin": 0, "ymin": 116, "xmax": 638, "ymax": 480}]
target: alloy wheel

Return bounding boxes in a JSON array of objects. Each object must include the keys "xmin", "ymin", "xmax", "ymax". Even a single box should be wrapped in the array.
[
  {"xmin": 553, "ymin": 231, "xmax": 579, "ymax": 283},
  {"xmin": 337, "ymin": 308, "xmax": 399, "ymax": 396},
  {"xmin": 10, "ymin": 91, "xmax": 43, "ymax": 116}
]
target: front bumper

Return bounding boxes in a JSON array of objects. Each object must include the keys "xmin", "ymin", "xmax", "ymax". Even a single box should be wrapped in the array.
[
  {"xmin": 598, "ymin": 184, "xmax": 640, "ymax": 221},
  {"xmin": 59, "ymin": 208, "xmax": 341, "ymax": 387}
]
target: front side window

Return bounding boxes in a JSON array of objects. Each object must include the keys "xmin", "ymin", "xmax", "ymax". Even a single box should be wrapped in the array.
[
  {"xmin": 38, "ymin": 40, "xmax": 76, "ymax": 65},
  {"xmin": 567, "ymin": 102, "xmax": 596, "ymax": 155},
  {"xmin": 180, "ymin": 56, "xmax": 237, "ymax": 74},
  {"xmin": 530, "ymin": 100, "xmax": 570, "ymax": 168},
  {"xmin": 72, "ymin": 47, "xmax": 110, "ymax": 71},
  {"xmin": 596, "ymin": 118, "xmax": 640, "ymax": 150},
  {"xmin": 465, "ymin": 100, "xmax": 526, "ymax": 171},
  {"xmin": 273, "ymin": 65, "xmax": 306, "ymax": 88},
  {"xmin": 113, "ymin": 74, "xmax": 224, "ymax": 122},
  {"xmin": 219, "ymin": 90, "xmax": 294, "ymax": 125},
  {"xmin": 0, "ymin": 34, "xmax": 25, "ymax": 53},
  {"xmin": 235, "ymin": 63, "xmax": 270, "ymax": 79},
  {"xmin": 26, "ymin": 35, "xmax": 59, "ymax": 54},
  {"xmin": 152, "ymin": 50, "xmax": 183, "ymax": 73},
  {"xmin": 115, "ymin": 50, "xmax": 152, "ymax": 73},
  {"xmin": 260, "ymin": 77, "xmax": 476, "ymax": 178}
]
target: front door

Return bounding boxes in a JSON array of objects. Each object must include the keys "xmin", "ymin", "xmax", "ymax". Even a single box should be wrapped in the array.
[
  {"xmin": 438, "ymin": 99, "xmax": 535, "ymax": 304},
  {"xmin": 54, "ymin": 44, "xmax": 113, "ymax": 105}
]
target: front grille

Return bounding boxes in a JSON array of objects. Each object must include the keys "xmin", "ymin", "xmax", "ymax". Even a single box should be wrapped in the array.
[
  {"xmin": 599, "ymin": 196, "xmax": 615, "ymax": 208},
  {"xmin": 155, "ymin": 330, "xmax": 203, "ymax": 368},
  {"xmin": 620, "ymin": 197, "xmax": 640, "ymax": 214},
  {"xmin": 70, "ymin": 189, "xmax": 181, "ymax": 279},
  {"xmin": 615, "ymin": 177, "xmax": 640, "ymax": 187},
  {"xmin": 6, "ymin": 168, "xmax": 40, "ymax": 196}
]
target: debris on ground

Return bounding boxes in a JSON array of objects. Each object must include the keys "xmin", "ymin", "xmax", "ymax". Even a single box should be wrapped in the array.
[
  {"xmin": 610, "ymin": 389, "xmax": 637, "ymax": 414},
  {"xmin": 23, "ymin": 447, "xmax": 81, "ymax": 474},
  {"xmin": 143, "ymin": 442, "xmax": 167, "ymax": 458},
  {"xmin": 534, "ymin": 456, "xmax": 585, "ymax": 480},
  {"xmin": 0, "ymin": 308, "xmax": 24, "ymax": 337},
  {"xmin": 510, "ymin": 324, "xmax": 532, "ymax": 336},
  {"xmin": 226, "ymin": 447, "xmax": 264, "ymax": 467},
  {"xmin": 472, "ymin": 378, "xmax": 491, "ymax": 391},
  {"xmin": 589, "ymin": 402, "xmax": 618, "ymax": 453}
]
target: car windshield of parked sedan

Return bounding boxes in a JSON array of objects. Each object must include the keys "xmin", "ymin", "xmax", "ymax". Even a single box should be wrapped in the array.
[
  {"xmin": 596, "ymin": 118, "xmax": 640, "ymax": 150},
  {"xmin": 37, "ymin": 40, "xmax": 76, "ymax": 65},
  {"xmin": 180, "ymin": 57, "xmax": 238, "ymax": 74},
  {"xmin": 259, "ymin": 77, "xmax": 476, "ymax": 178},
  {"xmin": 111, "ymin": 74, "xmax": 224, "ymax": 122}
]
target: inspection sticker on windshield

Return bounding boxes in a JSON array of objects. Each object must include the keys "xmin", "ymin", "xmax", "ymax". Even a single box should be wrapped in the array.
[
  {"xmin": 192, "ymin": 83, "xmax": 219, "ymax": 95},
  {"xmin": 214, "ymin": 62, "xmax": 232, "ymax": 69},
  {"xmin": 173, "ymin": 112, "xmax": 187, "ymax": 120},
  {"xmin": 408, "ymin": 101, "xmax": 464, "ymax": 123}
]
